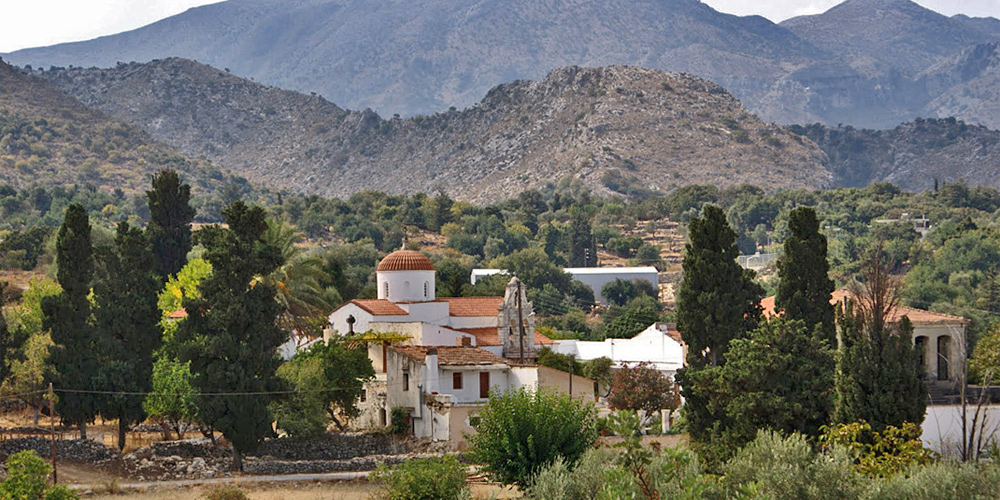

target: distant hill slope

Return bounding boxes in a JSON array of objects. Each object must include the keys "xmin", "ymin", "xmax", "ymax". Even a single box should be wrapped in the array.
[
  {"xmin": 789, "ymin": 119, "xmax": 1000, "ymax": 191},
  {"xmin": 0, "ymin": 59, "xmax": 227, "ymax": 193},
  {"xmin": 37, "ymin": 59, "xmax": 833, "ymax": 202}
]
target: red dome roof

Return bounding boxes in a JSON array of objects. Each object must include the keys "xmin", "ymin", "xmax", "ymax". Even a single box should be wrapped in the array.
[{"xmin": 377, "ymin": 250, "xmax": 435, "ymax": 272}]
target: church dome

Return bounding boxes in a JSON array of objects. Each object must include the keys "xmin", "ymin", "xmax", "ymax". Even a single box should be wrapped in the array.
[{"xmin": 377, "ymin": 250, "xmax": 435, "ymax": 272}]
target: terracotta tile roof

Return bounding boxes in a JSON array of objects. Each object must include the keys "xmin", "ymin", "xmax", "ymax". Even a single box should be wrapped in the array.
[
  {"xmin": 339, "ymin": 299, "xmax": 409, "ymax": 316},
  {"xmin": 392, "ymin": 346, "xmax": 508, "ymax": 366},
  {"xmin": 167, "ymin": 308, "xmax": 188, "ymax": 319},
  {"xmin": 455, "ymin": 327, "xmax": 557, "ymax": 346},
  {"xmin": 377, "ymin": 250, "xmax": 435, "ymax": 271},
  {"xmin": 761, "ymin": 290, "xmax": 968, "ymax": 326},
  {"xmin": 436, "ymin": 296, "xmax": 503, "ymax": 317}
]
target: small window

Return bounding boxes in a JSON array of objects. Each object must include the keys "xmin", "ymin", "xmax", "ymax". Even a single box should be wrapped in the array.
[
  {"xmin": 403, "ymin": 372, "xmax": 410, "ymax": 391},
  {"xmin": 424, "ymin": 281, "xmax": 428, "ymax": 297},
  {"xmin": 383, "ymin": 282, "xmax": 389, "ymax": 297},
  {"xmin": 360, "ymin": 389, "xmax": 367, "ymax": 402},
  {"xmin": 453, "ymin": 372, "xmax": 463, "ymax": 390}
]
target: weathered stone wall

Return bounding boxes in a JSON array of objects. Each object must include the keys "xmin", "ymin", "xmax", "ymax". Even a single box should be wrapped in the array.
[
  {"xmin": 255, "ymin": 433, "xmax": 407, "ymax": 460},
  {"xmin": 0, "ymin": 437, "xmax": 117, "ymax": 462}
]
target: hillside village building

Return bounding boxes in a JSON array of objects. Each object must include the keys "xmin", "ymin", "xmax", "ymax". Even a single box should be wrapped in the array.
[
  {"xmin": 552, "ymin": 322, "xmax": 685, "ymax": 381},
  {"xmin": 762, "ymin": 290, "xmax": 968, "ymax": 394},
  {"xmin": 326, "ymin": 249, "xmax": 592, "ymax": 446}
]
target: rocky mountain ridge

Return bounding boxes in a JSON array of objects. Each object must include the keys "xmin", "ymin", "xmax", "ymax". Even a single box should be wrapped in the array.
[
  {"xmin": 35, "ymin": 58, "xmax": 833, "ymax": 202},
  {"xmin": 8, "ymin": 0, "xmax": 1000, "ymax": 129}
]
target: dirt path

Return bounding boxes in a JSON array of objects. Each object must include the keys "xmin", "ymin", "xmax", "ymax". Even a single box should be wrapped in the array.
[{"xmin": 70, "ymin": 471, "xmax": 371, "ymax": 491}]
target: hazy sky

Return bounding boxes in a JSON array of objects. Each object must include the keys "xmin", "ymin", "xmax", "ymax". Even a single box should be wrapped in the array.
[{"xmin": 2, "ymin": 0, "xmax": 1000, "ymax": 53}]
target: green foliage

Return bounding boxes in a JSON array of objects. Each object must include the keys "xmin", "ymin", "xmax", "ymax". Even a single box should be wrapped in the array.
[
  {"xmin": 92, "ymin": 221, "xmax": 162, "ymax": 448},
  {"xmin": 603, "ymin": 295, "xmax": 662, "ymax": 339},
  {"xmin": 602, "ymin": 278, "xmax": 638, "ymax": 307},
  {"xmin": 147, "ymin": 170, "xmax": 195, "ymax": 280},
  {"xmin": 863, "ymin": 460, "xmax": 1000, "ymax": 500},
  {"xmin": 0, "ymin": 226, "xmax": 52, "ymax": 270},
  {"xmin": 676, "ymin": 204, "xmax": 763, "ymax": 368},
  {"xmin": 390, "ymin": 406, "xmax": 410, "ymax": 434},
  {"xmin": 607, "ymin": 362, "xmax": 680, "ymax": 415},
  {"xmin": 468, "ymin": 387, "xmax": 598, "ymax": 486},
  {"xmin": 143, "ymin": 355, "xmax": 198, "ymax": 439},
  {"xmin": 777, "ymin": 207, "xmax": 836, "ymax": 345},
  {"xmin": 0, "ymin": 450, "xmax": 78, "ymax": 500},
  {"xmin": 43, "ymin": 203, "xmax": 99, "ymax": 431},
  {"xmin": 712, "ymin": 319, "xmax": 834, "ymax": 455},
  {"xmin": 724, "ymin": 431, "xmax": 861, "ymax": 500},
  {"xmin": 371, "ymin": 455, "xmax": 468, "ymax": 500},
  {"xmin": 970, "ymin": 322, "xmax": 1000, "ymax": 383},
  {"xmin": 158, "ymin": 258, "xmax": 212, "ymax": 320},
  {"xmin": 821, "ymin": 422, "xmax": 932, "ymax": 478},
  {"xmin": 173, "ymin": 201, "xmax": 286, "ymax": 470},
  {"xmin": 272, "ymin": 340, "xmax": 373, "ymax": 436}
]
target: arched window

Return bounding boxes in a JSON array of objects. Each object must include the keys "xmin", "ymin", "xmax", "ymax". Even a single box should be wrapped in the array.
[{"xmin": 424, "ymin": 281, "xmax": 428, "ymax": 298}]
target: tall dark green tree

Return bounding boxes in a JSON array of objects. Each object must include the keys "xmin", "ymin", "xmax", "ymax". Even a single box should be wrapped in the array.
[
  {"xmin": 567, "ymin": 210, "xmax": 596, "ymax": 267},
  {"xmin": 174, "ymin": 201, "xmax": 285, "ymax": 471},
  {"xmin": 835, "ymin": 247, "xmax": 927, "ymax": 431},
  {"xmin": 147, "ymin": 170, "xmax": 196, "ymax": 280},
  {"xmin": 42, "ymin": 204, "xmax": 100, "ymax": 437},
  {"xmin": 676, "ymin": 204, "xmax": 764, "ymax": 368},
  {"xmin": 93, "ymin": 222, "xmax": 162, "ymax": 449},
  {"xmin": 776, "ymin": 207, "xmax": 836, "ymax": 344},
  {"xmin": 674, "ymin": 204, "xmax": 764, "ymax": 466}
]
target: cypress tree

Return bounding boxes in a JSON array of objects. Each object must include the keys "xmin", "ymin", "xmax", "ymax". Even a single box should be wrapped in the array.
[
  {"xmin": 147, "ymin": 170, "xmax": 195, "ymax": 281},
  {"xmin": 776, "ymin": 207, "xmax": 836, "ymax": 345},
  {"xmin": 174, "ymin": 201, "xmax": 285, "ymax": 471},
  {"xmin": 42, "ymin": 204, "xmax": 100, "ymax": 437},
  {"xmin": 93, "ymin": 222, "xmax": 162, "ymax": 449},
  {"xmin": 674, "ymin": 204, "xmax": 764, "ymax": 466},
  {"xmin": 567, "ymin": 210, "xmax": 596, "ymax": 267},
  {"xmin": 676, "ymin": 204, "xmax": 763, "ymax": 368},
  {"xmin": 834, "ymin": 247, "xmax": 927, "ymax": 431}
]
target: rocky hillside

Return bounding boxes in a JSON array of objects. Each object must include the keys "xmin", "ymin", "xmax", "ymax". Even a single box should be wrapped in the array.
[
  {"xmin": 37, "ymin": 59, "xmax": 832, "ymax": 202},
  {"xmin": 0, "ymin": 59, "xmax": 225, "ymax": 193},
  {"xmin": 789, "ymin": 118, "xmax": 1000, "ymax": 191}
]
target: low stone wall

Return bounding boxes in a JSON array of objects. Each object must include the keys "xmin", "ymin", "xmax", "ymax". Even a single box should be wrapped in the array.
[
  {"xmin": 0, "ymin": 437, "xmax": 117, "ymax": 462},
  {"xmin": 255, "ymin": 433, "xmax": 408, "ymax": 460},
  {"xmin": 244, "ymin": 452, "xmax": 438, "ymax": 475}
]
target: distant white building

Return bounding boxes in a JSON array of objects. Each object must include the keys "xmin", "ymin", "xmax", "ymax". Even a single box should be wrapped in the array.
[
  {"xmin": 551, "ymin": 322, "xmax": 685, "ymax": 380},
  {"xmin": 471, "ymin": 266, "xmax": 659, "ymax": 305}
]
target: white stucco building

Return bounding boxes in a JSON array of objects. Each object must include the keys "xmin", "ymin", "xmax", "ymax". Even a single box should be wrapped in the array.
[
  {"xmin": 552, "ymin": 322, "xmax": 686, "ymax": 380},
  {"xmin": 328, "ymin": 249, "xmax": 592, "ymax": 446}
]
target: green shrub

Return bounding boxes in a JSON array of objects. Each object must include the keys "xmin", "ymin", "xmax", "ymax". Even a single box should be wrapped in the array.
[
  {"xmin": 201, "ymin": 484, "xmax": 249, "ymax": 500},
  {"xmin": 390, "ymin": 406, "xmax": 410, "ymax": 434},
  {"xmin": 468, "ymin": 387, "xmax": 597, "ymax": 486},
  {"xmin": 821, "ymin": 422, "xmax": 932, "ymax": 478},
  {"xmin": 0, "ymin": 450, "xmax": 77, "ymax": 500},
  {"xmin": 862, "ymin": 460, "xmax": 1000, "ymax": 500},
  {"xmin": 371, "ymin": 455, "xmax": 468, "ymax": 500},
  {"xmin": 724, "ymin": 430, "xmax": 862, "ymax": 500},
  {"xmin": 530, "ymin": 447, "xmax": 617, "ymax": 500}
]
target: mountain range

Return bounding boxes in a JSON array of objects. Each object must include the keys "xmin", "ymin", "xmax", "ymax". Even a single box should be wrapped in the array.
[
  {"xmin": 31, "ymin": 58, "xmax": 831, "ymax": 201},
  {"xmin": 6, "ymin": 0, "xmax": 1000, "ymax": 129}
]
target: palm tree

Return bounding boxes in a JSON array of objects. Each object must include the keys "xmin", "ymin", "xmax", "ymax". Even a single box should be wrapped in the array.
[{"xmin": 263, "ymin": 219, "xmax": 340, "ymax": 336}]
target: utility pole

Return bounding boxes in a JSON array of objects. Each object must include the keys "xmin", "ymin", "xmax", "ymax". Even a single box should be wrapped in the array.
[
  {"xmin": 516, "ymin": 280, "xmax": 525, "ymax": 364},
  {"xmin": 48, "ymin": 382, "xmax": 57, "ymax": 484},
  {"xmin": 569, "ymin": 354, "xmax": 574, "ymax": 396}
]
